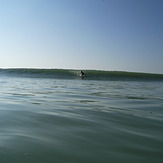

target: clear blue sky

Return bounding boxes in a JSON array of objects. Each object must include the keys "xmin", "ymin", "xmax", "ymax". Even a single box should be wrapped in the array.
[{"xmin": 0, "ymin": 0, "xmax": 163, "ymax": 74}]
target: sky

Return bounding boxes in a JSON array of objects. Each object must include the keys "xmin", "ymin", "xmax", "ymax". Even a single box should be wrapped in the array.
[{"xmin": 0, "ymin": 0, "xmax": 163, "ymax": 74}]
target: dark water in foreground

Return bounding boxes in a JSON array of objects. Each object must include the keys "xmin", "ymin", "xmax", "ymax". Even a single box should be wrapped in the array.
[{"xmin": 0, "ymin": 76, "xmax": 163, "ymax": 163}]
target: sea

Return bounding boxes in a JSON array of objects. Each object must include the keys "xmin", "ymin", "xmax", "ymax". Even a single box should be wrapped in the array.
[{"xmin": 0, "ymin": 68, "xmax": 163, "ymax": 163}]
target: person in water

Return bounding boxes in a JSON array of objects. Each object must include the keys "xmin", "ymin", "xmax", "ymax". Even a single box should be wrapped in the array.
[{"xmin": 80, "ymin": 71, "xmax": 85, "ymax": 76}]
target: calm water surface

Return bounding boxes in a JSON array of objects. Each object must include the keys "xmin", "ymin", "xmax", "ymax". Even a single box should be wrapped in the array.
[{"xmin": 0, "ymin": 77, "xmax": 163, "ymax": 163}]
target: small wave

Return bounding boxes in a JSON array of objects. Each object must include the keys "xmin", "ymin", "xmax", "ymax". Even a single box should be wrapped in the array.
[{"xmin": 0, "ymin": 68, "xmax": 163, "ymax": 81}]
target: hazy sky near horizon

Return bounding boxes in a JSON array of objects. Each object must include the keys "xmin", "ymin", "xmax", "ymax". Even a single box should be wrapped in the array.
[{"xmin": 0, "ymin": 0, "xmax": 163, "ymax": 73}]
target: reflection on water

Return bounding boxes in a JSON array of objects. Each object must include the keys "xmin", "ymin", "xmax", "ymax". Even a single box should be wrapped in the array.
[{"xmin": 0, "ymin": 77, "xmax": 163, "ymax": 163}]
